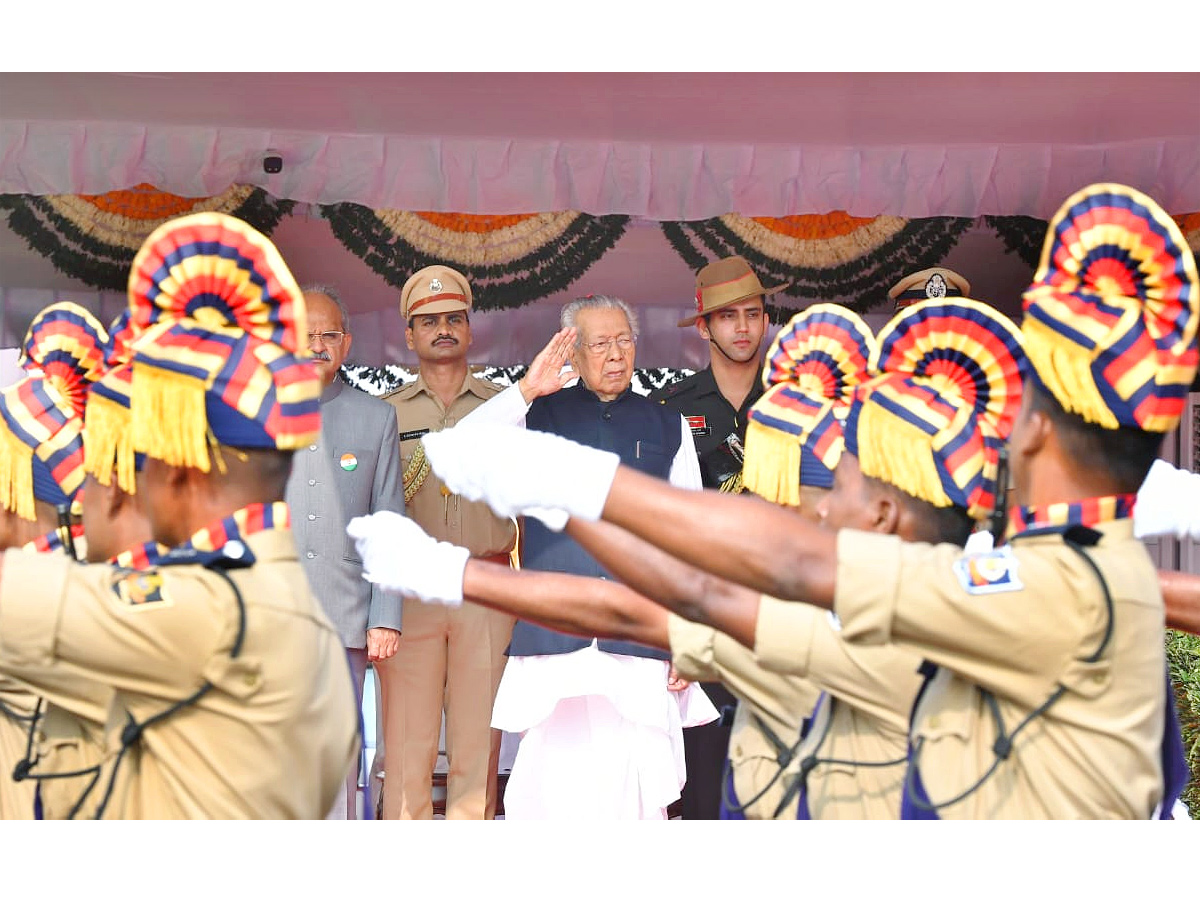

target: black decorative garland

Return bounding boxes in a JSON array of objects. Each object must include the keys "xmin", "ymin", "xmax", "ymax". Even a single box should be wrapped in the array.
[
  {"xmin": 662, "ymin": 217, "xmax": 976, "ymax": 321},
  {"xmin": 0, "ymin": 188, "xmax": 295, "ymax": 291},
  {"xmin": 320, "ymin": 205, "xmax": 630, "ymax": 312},
  {"xmin": 984, "ymin": 215, "xmax": 1049, "ymax": 270}
]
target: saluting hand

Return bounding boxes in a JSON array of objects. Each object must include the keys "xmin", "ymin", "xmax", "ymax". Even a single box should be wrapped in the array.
[
  {"xmin": 518, "ymin": 327, "xmax": 577, "ymax": 404},
  {"xmin": 366, "ymin": 627, "xmax": 400, "ymax": 662}
]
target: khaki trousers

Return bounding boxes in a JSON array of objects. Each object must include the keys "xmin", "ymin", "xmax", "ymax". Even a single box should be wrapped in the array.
[{"xmin": 375, "ymin": 595, "xmax": 513, "ymax": 819}]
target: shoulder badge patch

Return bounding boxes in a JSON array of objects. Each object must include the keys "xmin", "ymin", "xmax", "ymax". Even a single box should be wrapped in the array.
[
  {"xmin": 110, "ymin": 570, "xmax": 173, "ymax": 610},
  {"xmin": 953, "ymin": 545, "xmax": 1023, "ymax": 596}
]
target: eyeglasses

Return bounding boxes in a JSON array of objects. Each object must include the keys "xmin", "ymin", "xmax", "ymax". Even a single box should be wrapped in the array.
[
  {"xmin": 582, "ymin": 336, "xmax": 635, "ymax": 356},
  {"xmin": 307, "ymin": 331, "xmax": 346, "ymax": 344}
]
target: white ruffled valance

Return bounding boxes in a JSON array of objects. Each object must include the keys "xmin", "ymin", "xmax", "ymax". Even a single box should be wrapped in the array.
[{"xmin": 4, "ymin": 120, "xmax": 1200, "ymax": 220}]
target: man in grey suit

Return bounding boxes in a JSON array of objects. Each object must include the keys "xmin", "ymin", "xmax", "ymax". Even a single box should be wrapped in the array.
[{"xmin": 285, "ymin": 284, "xmax": 406, "ymax": 820}]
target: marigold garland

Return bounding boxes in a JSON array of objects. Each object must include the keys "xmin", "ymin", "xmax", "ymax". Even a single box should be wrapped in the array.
[
  {"xmin": 0, "ymin": 185, "xmax": 294, "ymax": 291},
  {"xmin": 321, "ymin": 204, "xmax": 630, "ymax": 311},
  {"xmin": 663, "ymin": 213, "xmax": 975, "ymax": 320}
]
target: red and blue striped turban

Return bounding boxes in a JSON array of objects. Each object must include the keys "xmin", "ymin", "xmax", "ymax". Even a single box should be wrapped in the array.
[
  {"xmin": 1022, "ymin": 183, "xmax": 1199, "ymax": 432},
  {"xmin": 126, "ymin": 213, "xmax": 320, "ymax": 471},
  {"xmin": 1, "ymin": 302, "xmax": 108, "ymax": 520},
  {"xmin": 743, "ymin": 304, "xmax": 876, "ymax": 505},
  {"xmin": 846, "ymin": 298, "xmax": 1025, "ymax": 520}
]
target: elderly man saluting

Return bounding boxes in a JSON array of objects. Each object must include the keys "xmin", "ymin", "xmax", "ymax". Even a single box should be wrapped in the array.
[{"xmin": 421, "ymin": 293, "xmax": 718, "ymax": 820}]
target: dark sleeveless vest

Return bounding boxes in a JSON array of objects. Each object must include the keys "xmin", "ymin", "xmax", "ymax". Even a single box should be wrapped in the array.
[{"xmin": 507, "ymin": 382, "xmax": 682, "ymax": 660}]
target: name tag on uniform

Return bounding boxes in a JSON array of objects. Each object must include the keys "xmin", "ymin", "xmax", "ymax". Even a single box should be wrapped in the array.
[
  {"xmin": 399, "ymin": 428, "xmax": 430, "ymax": 442},
  {"xmin": 953, "ymin": 545, "xmax": 1023, "ymax": 595},
  {"xmin": 685, "ymin": 415, "xmax": 710, "ymax": 436}
]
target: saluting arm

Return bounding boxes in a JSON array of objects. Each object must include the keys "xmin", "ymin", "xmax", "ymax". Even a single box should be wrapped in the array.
[
  {"xmin": 600, "ymin": 465, "xmax": 839, "ymax": 611},
  {"xmin": 462, "ymin": 561, "xmax": 670, "ymax": 651},
  {"xmin": 565, "ymin": 516, "xmax": 763, "ymax": 647},
  {"xmin": 347, "ymin": 510, "xmax": 669, "ymax": 650}
]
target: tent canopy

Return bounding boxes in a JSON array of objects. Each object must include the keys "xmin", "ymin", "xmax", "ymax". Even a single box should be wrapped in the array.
[
  {"xmin": 2, "ymin": 72, "xmax": 1199, "ymax": 370},
  {"xmin": 4, "ymin": 72, "xmax": 1199, "ymax": 219}
]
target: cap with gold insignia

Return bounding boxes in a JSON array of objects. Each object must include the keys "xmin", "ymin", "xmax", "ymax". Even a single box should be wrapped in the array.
[
  {"xmin": 887, "ymin": 267, "xmax": 971, "ymax": 311},
  {"xmin": 678, "ymin": 255, "xmax": 788, "ymax": 327},
  {"xmin": 126, "ymin": 212, "xmax": 321, "ymax": 473},
  {"xmin": 400, "ymin": 265, "xmax": 473, "ymax": 320},
  {"xmin": 0, "ymin": 302, "xmax": 108, "ymax": 521}
]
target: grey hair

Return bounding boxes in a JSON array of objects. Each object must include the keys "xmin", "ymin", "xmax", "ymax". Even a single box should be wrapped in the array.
[
  {"xmin": 300, "ymin": 283, "xmax": 351, "ymax": 333},
  {"xmin": 560, "ymin": 294, "xmax": 640, "ymax": 342}
]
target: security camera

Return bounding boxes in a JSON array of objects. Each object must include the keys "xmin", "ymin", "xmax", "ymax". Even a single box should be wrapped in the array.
[{"xmin": 263, "ymin": 152, "xmax": 283, "ymax": 175}]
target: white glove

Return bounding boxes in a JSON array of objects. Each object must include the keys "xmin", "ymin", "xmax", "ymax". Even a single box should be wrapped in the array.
[
  {"xmin": 523, "ymin": 506, "xmax": 570, "ymax": 532},
  {"xmin": 421, "ymin": 422, "xmax": 620, "ymax": 523},
  {"xmin": 1134, "ymin": 459, "xmax": 1200, "ymax": 540},
  {"xmin": 346, "ymin": 511, "xmax": 469, "ymax": 607}
]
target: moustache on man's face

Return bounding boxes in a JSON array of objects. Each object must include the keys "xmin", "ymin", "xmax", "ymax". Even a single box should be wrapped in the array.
[
  {"xmin": 433, "ymin": 335, "xmax": 458, "ymax": 346},
  {"xmin": 313, "ymin": 350, "xmax": 332, "ymax": 362}
]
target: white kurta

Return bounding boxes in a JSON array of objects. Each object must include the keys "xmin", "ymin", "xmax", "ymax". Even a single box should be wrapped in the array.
[{"xmin": 465, "ymin": 381, "xmax": 717, "ymax": 819}]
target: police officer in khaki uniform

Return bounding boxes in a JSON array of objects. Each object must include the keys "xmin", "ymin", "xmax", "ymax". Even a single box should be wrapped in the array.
[
  {"xmin": 0, "ymin": 213, "xmax": 359, "ymax": 818},
  {"xmin": 420, "ymin": 183, "xmax": 1194, "ymax": 818},
  {"xmin": 376, "ymin": 264, "xmax": 518, "ymax": 820},
  {"xmin": 650, "ymin": 254, "xmax": 785, "ymax": 818},
  {"xmin": 0, "ymin": 302, "xmax": 108, "ymax": 819}
]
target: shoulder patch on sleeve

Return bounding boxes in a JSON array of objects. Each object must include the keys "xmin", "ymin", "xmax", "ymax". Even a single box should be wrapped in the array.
[
  {"xmin": 110, "ymin": 570, "xmax": 174, "ymax": 610},
  {"xmin": 953, "ymin": 546, "xmax": 1024, "ymax": 595}
]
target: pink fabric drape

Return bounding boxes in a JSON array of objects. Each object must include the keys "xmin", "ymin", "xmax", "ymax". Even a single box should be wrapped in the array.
[{"xmin": 4, "ymin": 121, "xmax": 1199, "ymax": 221}]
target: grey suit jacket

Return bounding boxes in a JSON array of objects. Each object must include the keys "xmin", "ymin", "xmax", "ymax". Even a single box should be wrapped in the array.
[{"xmin": 285, "ymin": 376, "xmax": 406, "ymax": 648}]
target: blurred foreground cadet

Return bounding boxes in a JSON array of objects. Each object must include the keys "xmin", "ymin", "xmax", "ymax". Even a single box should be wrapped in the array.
[{"xmin": 0, "ymin": 213, "xmax": 359, "ymax": 817}]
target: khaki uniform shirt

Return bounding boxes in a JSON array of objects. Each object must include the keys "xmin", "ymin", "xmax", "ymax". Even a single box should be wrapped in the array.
[
  {"xmin": 755, "ymin": 597, "xmax": 920, "ymax": 819},
  {"xmin": 0, "ymin": 532, "xmax": 105, "ymax": 820},
  {"xmin": 385, "ymin": 372, "xmax": 517, "ymax": 557},
  {"xmin": 669, "ymin": 611, "xmax": 820, "ymax": 819},
  {"xmin": 0, "ymin": 528, "xmax": 359, "ymax": 818},
  {"xmin": 833, "ymin": 519, "xmax": 1166, "ymax": 819}
]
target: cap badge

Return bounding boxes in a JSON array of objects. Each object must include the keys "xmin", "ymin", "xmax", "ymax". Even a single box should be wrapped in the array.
[
  {"xmin": 924, "ymin": 273, "xmax": 947, "ymax": 299},
  {"xmin": 429, "ymin": 278, "xmax": 443, "ymax": 293}
]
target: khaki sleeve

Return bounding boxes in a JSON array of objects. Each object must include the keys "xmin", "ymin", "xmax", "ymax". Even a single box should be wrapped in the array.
[
  {"xmin": 755, "ymin": 594, "xmax": 919, "ymax": 736},
  {"xmin": 0, "ymin": 552, "xmax": 231, "ymax": 704},
  {"xmin": 669, "ymin": 611, "xmax": 818, "ymax": 741},
  {"xmin": 667, "ymin": 613, "xmax": 718, "ymax": 682},
  {"xmin": 832, "ymin": 530, "xmax": 1100, "ymax": 707}
]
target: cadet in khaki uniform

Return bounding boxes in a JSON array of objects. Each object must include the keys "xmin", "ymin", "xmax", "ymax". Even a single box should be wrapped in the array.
[
  {"xmin": 0, "ymin": 302, "xmax": 108, "ymax": 819},
  {"xmin": 31, "ymin": 308, "xmax": 169, "ymax": 821},
  {"xmin": 0, "ymin": 213, "xmax": 359, "ymax": 818},
  {"xmin": 520, "ymin": 299, "xmax": 1024, "ymax": 820},
  {"xmin": 375, "ymin": 265, "xmax": 518, "ymax": 820},
  {"xmin": 417, "ymin": 183, "xmax": 1193, "ymax": 819},
  {"xmin": 650, "ymin": 256, "xmax": 782, "ymax": 818}
]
